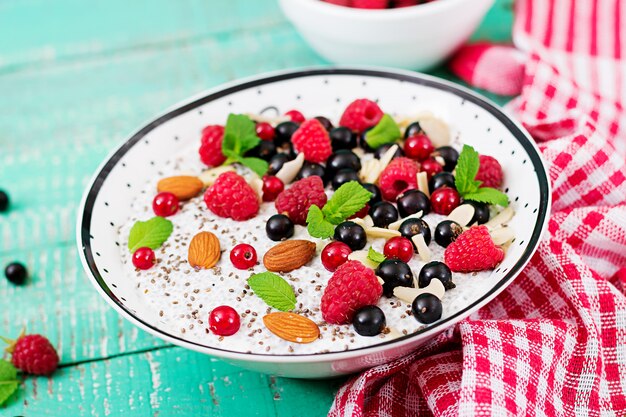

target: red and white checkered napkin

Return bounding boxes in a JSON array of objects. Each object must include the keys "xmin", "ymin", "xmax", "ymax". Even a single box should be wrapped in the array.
[{"xmin": 329, "ymin": 0, "xmax": 626, "ymax": 415}]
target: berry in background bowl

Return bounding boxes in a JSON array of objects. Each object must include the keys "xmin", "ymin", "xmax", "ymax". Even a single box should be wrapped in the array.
[{"xmin": 279, "ymin": 0, "xmax": 494, "ymax": 70}]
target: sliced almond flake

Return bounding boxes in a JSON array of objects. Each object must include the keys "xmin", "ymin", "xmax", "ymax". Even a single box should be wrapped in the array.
[
  {"xmin": 245, "ymin": 113, "xmax": 290, "ymax": 124},
  {"xmin": 416, "ymin": 171, "xmax": 430, "ymax": 197},
  {"xmin": 378, "ymin": 144, "xmax": 399, "ymax": 172},
  {"xmin": 348, "ymin": 250, "xmax": 379, "ymax": 269},
  {"xmin": 412, "ymin": 234, "xmax": 432, "ymax": 262},
  {"xmin": 434, "ymin": 155, "xmax": 446, "ymax": 167},
  {"xmin": 198, "ymin": 165, "xmax": 236, "ymax": 186},
  {"xmin": 363, "ymin": 215, "xmax": 375, "ymax": 228},
  {"xmin": 485, "ymin": 206, "xmax": 515, "ymax": 230},
  {"xmin": 447, "ymin": 204, "xmax": 475, "ymax": 226},
  {"xmin": 352, "ymin": 147, "xmax": 366, "ymax": 159},
  {"xmin": 249, "ymin": 176, "xmax": 264, "ymax": 203},
  {"xmin": 419, "ymin": 116, "xmax": 450, "ymax": 147},
  {"xmin": 275, "ymin": 153, "xmax": 305, "ymax": 185},
  {"xmin": 366, "ymin": 227, "xmax": 401, "ymax": 239},
  {"xmin": 377, "ymin": 276, "xmax": 385, "ymax": 285},
  {"xmin": 489, "ymin": 226, "xmax": 515, "ymax": 246},
  {"xmin": 350, "ymin": 217, "xmax": 367, "ymax": 228},
  {"xmin": 394, "ymin": 112, "xmax": 435, "ymax": 129},
  {"xmin": 359, "ymin": 159, "xmax": 381, "ymax": 184},
  {"xmin": 388, "ymin": 211, "xmax": 423, "ymax": 231},
  {"xmin": 393, "ymin": 279, "xmax": 446, "ymax": 303}
]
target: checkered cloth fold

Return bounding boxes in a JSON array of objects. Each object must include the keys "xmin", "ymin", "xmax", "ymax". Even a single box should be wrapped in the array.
[{"xmin": 329, "ymin": 0, "xmax": 626, "ymax": 415}]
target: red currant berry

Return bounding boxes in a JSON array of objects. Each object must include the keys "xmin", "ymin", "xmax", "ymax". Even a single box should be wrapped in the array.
[
  {"xmin": 321, "ymin": 241, "xmax": 352, "ymax": 272},
  {"xmin": 152, "ymin": 192, "xmax": 179, "ymax": 217},
  {"xmin": 230, "ymin": 244, "xmax": 258, "ymax": 270},
  {"xmin": 132, "ymin": 247, "xmax": 156, "ymax": 270},
  {"xmin": 209, "ymin": 306, "xmax": 240, "ymax": 336},
  {"xmin": 404, "ymin": 134, "xmax": 434, "ymax": 162},
  {"xmin": 420, "ymin": 158, "xmax": 443, "ymax": 179},
  {"xmin": 348, "ymin": 204, "xmax": 370, "ymax": 220},
  {"xmin": 262, "ymin": 176, "xmax": 285, "ymax": 202},
  {"xmin": 284, "ymin": 109, "xmax": 305, "ymax": 123},
  {"xmin": 384, "ymin": 236, "xmax": 414, "ymax": 263},
  {"xmin": 430, "ymin": 186, "xmax": 461, "ymax": 215},
  {"xmin": 256, "ymin": 122, "xmax": 275, "ymax": 141}
]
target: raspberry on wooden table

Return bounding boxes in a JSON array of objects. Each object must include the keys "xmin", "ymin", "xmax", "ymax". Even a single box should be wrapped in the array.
[
  {"xmin": 204, "ymin": 172, "xmax": 259, "ymax": 221},
  {"xmin": 291, "ymin": 119, "xmax": 333, "ymax": 163},
  {"xmin": 275, "ymin": 176, "xmax": 327, "ymax": 225},
  {"xmin": 8, "ymin": 334, "xmax": 59, "ymax": 376},
  {"xmin": 339, "ymin": 99, "xmax": 384, "ymax": 133},
  {"xmin": 378, "ymin": 157, "xmax": 419, "ymax": 201},
  {"xmin": 199, "ymin": 125, "xmax": 226, "ymax": 167},
  {"xmin": 444, "ymin": 225, "xmax": 504, "ymax": 272},
  {"xmin": 476, "ymin": 154, "xmax": 504, "ymax": 189}
]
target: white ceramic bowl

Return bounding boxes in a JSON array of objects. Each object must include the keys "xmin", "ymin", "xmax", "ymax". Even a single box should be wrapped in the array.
[
  {"xmin": 77, "ymin": 67, "xmax": 550, "ymax": 378},
  {"xmin": 279, "ymin": 0, "xmax": 495, "ymax": 70}
]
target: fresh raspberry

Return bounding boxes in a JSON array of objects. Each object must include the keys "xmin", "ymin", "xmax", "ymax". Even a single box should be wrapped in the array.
[
  {"xmin": 322, "ymin": 0, "xmax": 352, "ymax": 5},
  {"xmin": 392, "ymin": 0, "xmax": 419, "ymax": 7},
  {"xmin": 275, "ymin": 176, "xmax": 327, "ymax": 225},
  {"xmin": 9, "ymin": 334, "xmax": 59, "ymax": 375},
  {"xmin": 199, "ymin": 125, "xmax": 226, "ymax": 167},
  {"xmin": 378, "ymin": 157, "xmax": 419, "ymax": 201},
  {"xmin": 476, "ymin": 155, "xmax": 504, "ymax": 189},
  {"xmin": 339, "ymin": 99, "xmax": 384, "ymax": 133},
  {"xmin": 321, "ymin": 261, "xmax": 383, "ymax": 324},
  {"xmin": 291, "ymin": 119, "xmax": 332, "ymax": 164},
  {"xmin": 444, "ymin": 226, "xmax": 504, "ymax": 272},
  {"xmin": 352, "ymin": 0, "xmax": 388, "ymax": 8},
  {"xmin": 204, "ymin": 172, "xmax": 259, "ymax": 221}
]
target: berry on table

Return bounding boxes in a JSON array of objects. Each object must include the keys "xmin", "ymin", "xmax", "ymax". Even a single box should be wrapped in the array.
[
  {"xmin": 199, "ymin": 125, "xmax": 226, "ymax": 167},
  {"xmin": 291, "ymin": 119, "xmax": 332, "ymax": 163},
  {"xmin": 321, "ymin": 261, "xmax": 382, "ymax": 324},
  {"xmin": 255, "ymin": 122, "xmax": 275, "ymax": 141},
  {"xmin": 284, "ymin": 109, "xmax": 306, "ymax": 123},
  {"xmin": 383, "ymin": 236, "xmax": 414, "ymax": 263},
  {"xmin": 205, "ymin": 172, "xmax": 260, "ymax": 221},
  {"xmin": 329, "ymin": 127, "xmax": 357, "ymax": 150},
  {"xmin": 444, "ymin": 226, "xmax": 504, "ymax": 272},
  {"xmin": 275, "ymin": 176, "xmax": 327, "ymax": 225},
  {"xmin": 132, "ymin": 247, "xmax": 156, "ymax": 270},
  {"xmin": 434, "ymin": 220, "xmax": 463, "ymax": 248},
  {"xmin": 376, "ymin": 259, "xmax": 414, "ymax": 297},
  {"xmin": 430, "ymin": 186, "xmax": 461, "ymax": 215},
  {"xmin": 326, "ymin": 150, "xmax": 362, "ymax": 174},
  {"xmin": 266, "ymin": 214, "xmax": 295, "ymax": 241},
  {"xmin": 296, "ymin": 162, "xmax": 326, "ymax": 182},
  {"xmin": 362, "ymin": 183, "xmax": 382, "ymax": 206},
  {"xmin": 314, "ymin": 116, "xmax": 333, "ymax": 131},
  {"xmin": 0, "ymin": 189, "xmax": 9, "ymax": 212},
  {"xmin": 420, "ymin": 157, "xmax": 443, "ymax": 179},
  {"xmin": 274, "ymin": 121, "xmax": 300, "ymax": 146},
  {"xmin": 404, "ymin": 134, "xmax": 434, "ymax": 162},
  {"xmin": 369, "ymin": 202, "xmax": 398, "ymax": 228},
  {"xmin": 4, "ymin": 262, "xmax": 27, "ymax": 285},
  {"xmin": 331, "ymin": 168, "xmax": 360, "ymax": 191},
  {"xmin": 321, "ymin": 241, "xmax": 352, "ymax": 272},
  {"xmin": 378, "ymin": 157, "xmax": 419, "ymax": 201},
  {"xmin": 418, "ymin": 261, "xmax": 454, "ymax": 290},
  {"xmin": 262, "ymin": 176, "xmax": 284, "ymax": 202},
  {"xmin": 434, "ymin": 146, "xmax": 459, "ymax": 172},
  {"xmin": 476, "ymin": 154, "xmax": 504, "ymax": 189},
  {"xmin": 404, "ymin": 121, "xmax": 423, "ymax": 138},
  {"xmin": 334, "ymin": 221, "xmax": 367, "ymax": 251},
  {"xmin": 374, "ymin": 143, "xmax": 404, "ymax": 160},
  {"xmin": 352, "ymin": 306, "xmax": 386, "ymax": 336},
  {"xmin": 399, "ymin": 218, "xmax": 432, "ymax": 247},
  {"xmin": 5, "ymin": 334, "xmax": 59, "ymax": 375},
  {"xmin": 396, "ymin": 189, "xmax": 430, "ymax": 217},
  {"xmin": 429, "ymin": 172, "xmax": 456, "ymax": 193},
  {"xmin": 267, "ymin": 153, "xmax": 290, "ymax": 176},
  {"xmin": 339, "ymin": 98, "xmax": 383, "ymax": 133},
  {"xmin": 209, "ymin": 306, "xmax": 241, "ymax": 336},
  {"xmin": 152, "ymin": 192, "xmax": 180, "ymax": 217},
  {"xmin": 412, "ymin": 293, "xmax": 442, "ymax": 324},
  {"xmin": 230, "ymin": 244, "xmax": 258, "ymax": 270},
  {"xmin": 467, "ymin": 201, "xmax": 490, "ymax": 224}
]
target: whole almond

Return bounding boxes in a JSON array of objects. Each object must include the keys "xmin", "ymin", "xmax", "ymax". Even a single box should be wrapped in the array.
[
  {"xmin": 263, "ymin": 240, "xmax": 316, "ymax": 272},
  {"xmin": 188, "ymin": 231, "xmax": 220, "ymax": 269},
  {"xmin": 157, "ymin": 175, "xmax": 203, "ymax": 201},
  {"xmin": 263, "ymin": 312, "xmax": 320, "ymax": 344}
]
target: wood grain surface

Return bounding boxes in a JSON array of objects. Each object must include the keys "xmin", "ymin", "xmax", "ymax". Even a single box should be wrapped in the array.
[{"xmin": 0, "ymin": 0, "xmax": 512, "ymax": 415}]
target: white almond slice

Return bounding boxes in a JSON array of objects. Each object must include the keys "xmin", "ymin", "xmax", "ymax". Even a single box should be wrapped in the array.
[
  {"xmin": 365, "ymin": 227, "xmax": 401, "ymax": 239},
  {"xmin": 388, "ymin": 211, "xmax": 423, "ymax": 231},
  {"xmin": 419, "ymin": 116, "xmax": 450, "ymax": 147},
  {"xmin": 350, "ymin": 217, "xmax": 367, "ymax": 228},
  {"xmin": 378, "ymin": 144, "xmax": 399, "ymax": 172},
  {"xmin": 363, "ymin": 215, "xmax": 375, "ymax": 228},
  {"xmin": 434, "ymin": 155, "xmax": 446, "ymax": 167},
  {"xmin": 198, "ymin": 165, "xmax": 236, "ymax": 187},
  {"xmin": 485, "ymin": 206, "xmax": 515, "ymax": 230},
  {"xmin": 417, "ymin": 171, "xmax": 430, "ymax": 197},
  {"xmin": 245, "ymin": 113, "xmax": 290, "ymax": 124},
  {"xmin": 489, "ymin": 226, "xmax": 516, "ymax": 246},
  {"xmin": 360, "ymin": 159, "xmax": 381, "ymax": 184},
  {"xmin": 348, "ymin": 251, "xmax": 379, "ymax": 269},
  {"xmin": 393, "ymin": 279, "xmax": 446, "ymax": 303},
  {"xmin": 275, "ymin": 153, "xmax": 305, "ymax": 185},
  {"xmin": 377, "ymin": 276, "xmax": 385, "ymax": 285},
  {"xmin": 411, "ymin": 234, "xmax": 432, "ymax": 262},
  {"xmin": 447, "ymin": 204, "xmax": 475, "ymax": 226},
  {"xmin": 352, "ymin": 147, "xmax": 366, "ymax": 159},
  {"xmin": 249, "ymin": 176, "xmax": 264, "ymax": 203}
]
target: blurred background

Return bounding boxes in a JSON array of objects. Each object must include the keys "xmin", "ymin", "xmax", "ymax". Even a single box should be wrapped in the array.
[{"xmin": 0, "ymin": 0, "xmax": 512, "ymax": 415}]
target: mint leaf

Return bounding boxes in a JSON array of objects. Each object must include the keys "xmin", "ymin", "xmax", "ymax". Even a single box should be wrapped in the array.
[
  {"xmin": 322, "ymin": 182, "xmax": 372, "ymax": 225},
  {"xmin": 306, "ymin": 205, "xmax": 335, "ymax": 239},
  {"xmin": 0, "ymin": 359, "xmax": 18, "ymax": 406},
  {"xmin": 364, "ymin": 114, "xmax": 401, "ymax": 149},
  {"xmin": 367, "ymin": 247, "xmax": 386, "ymax": 264},
  {"xmin": 128, "ymin": 217, "xmax": 174, "ymax": 253},
  {"xmin": 248, "ymin": 272, "xmax": 297, "ymax": 311},
  {"xmin": 464, "ymin": 187, "xmax": 509, "ymax": 207},
  {"xmin": 454, "ymin": 144, "xmax": 481, "ymax": 195},
  {"xmin": 239, "ymin": 157, "xmax": 269, "ymax": 177},
  {"xmin": 222, "ymin": 114, "xmax": 260, "ymax": 155}
]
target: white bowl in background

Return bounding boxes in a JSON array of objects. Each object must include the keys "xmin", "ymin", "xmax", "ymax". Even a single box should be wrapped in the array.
[{"xmin": 279, "ymin": 0, "xmax": 494, "ymax": 70}]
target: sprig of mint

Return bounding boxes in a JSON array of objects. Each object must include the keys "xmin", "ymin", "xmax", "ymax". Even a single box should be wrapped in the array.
[
  {"xmin": 0, "ymin": 360, "xmax": 19, "ymax": 406},
  {"xmin": 221, "ymin": 114, "xmax": 269, "ymax": 176},
  {"xmin": 128, "ymin": 216, "xmax": 174, "ymax": 253},
  {"xmin": 454, "ymin": 145, "xmax": 509, "ymax": 207},
  {"xmin": 364, "ymin": 114, "xmax": 401, "ymax": 149},
  {"xmin": 367, "ymin": 247, "xmax": 386, "ymax": 264},
  {"xmin": 248, "ymin": 272, "xmax": 296, "ymax": 311},
  {"xmin": 306, "ymin": 181, "xmax": 372, "ymax": 239}
]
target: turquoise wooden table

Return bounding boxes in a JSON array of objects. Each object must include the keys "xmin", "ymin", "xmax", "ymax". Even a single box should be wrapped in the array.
[{"xmin": 0, "ymin": 1, "xmax": 512, "ymax": 415}]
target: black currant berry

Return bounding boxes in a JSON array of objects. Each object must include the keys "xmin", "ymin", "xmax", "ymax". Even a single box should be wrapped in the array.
[
  {"xmin": 352, "ymin": 306, "xmax": 386, "ymax": 336},
  {"xmin": 274, "ymin": 121, "xmax": 299, "ymax": 146},
  {"xmin": 326, "ymin": 150, "xmax": 362, "ymax": 174},
  {"xmin": 314, "ymin": 116, "xmax": 333, "ymax": 131},
  {"xmin": 296, "ymin": 162, "xmax": 326, "ymax": 181},
  {"xmin": 396, "ymin": 189, "xmax": 431, "ymax": 217},
  {"xmin": 418, "ymin": 261, "xmax": 455, "ymax": 290},
  {"xmin": 245, "ymin": 140, "xmax": 276, "ymax": 161},
  {"xmin": 369, "ymin": 202, "xmax": 398, "ymax": 228},
  {"xmin": 362, "ymin": 183, "xmax": 382, "ymax": 206},
  {"xmin": 399, "ymin": 218, "xmax": 431, "ymax": 247},
  {"xmin": 434, "ymin": 220, "xmax": 463, "ymax": 248},
  {"xmin": 467, "ymin": 201, "xmax": 490, "ymax": 224},
  {"xmin": 404, "ymin": 121, "xmax": 423, "ymax": 139},
  {"xmin": 4, "ymin": 262, "xmax": 27, "ymax": 285},
  {"xmin": 375, "ymin": 259, "xmax": 414, "ymax": 297},
  {"xmin": 0, "ymin": 190, "xmax": 9, "ymax": 212},
  {"xmin": 267, "ymin": 153, "xmax": 290, "ymax": 176},
  {"xmin": 412, "ymin": 293, "xmax": 442, "ymax": 324},
  {"xmin": 374, "ymin": 143, "xmax": 404, "ymax": 160},
  {"xmin": 334, "ymin": 221, "xmax": 367, "ymax": 251},
  {"xmin": 329, "ymin": 127, "xmax": 358, "ymax": 151},
  {"xmin": 434, "ymin": 146, "xmax": 459, "ymax": 172},
  {"xmin": 332, "ymin": 169, "xmax": 360, "ymax": 191},
  {"xmin": 429, "ymin": 172, "xmax": 456, "ymax": 193},
  {"xmin": 266, "ymin": 214, "xmax": 294, "ymax": 241}
]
